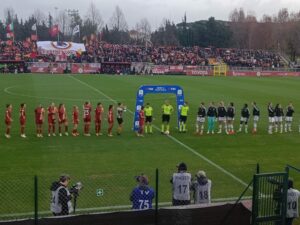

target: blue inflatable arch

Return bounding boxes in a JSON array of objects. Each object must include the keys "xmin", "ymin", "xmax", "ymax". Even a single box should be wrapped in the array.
[{"xmin": 133, "ymin": 85, "xmax": 185, "ymax": 131}]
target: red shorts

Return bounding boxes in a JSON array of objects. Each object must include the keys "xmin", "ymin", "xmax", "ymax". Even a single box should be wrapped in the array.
[
  {"xmin": 139, "ymin": 121, "xmax": 145, "ymax": 126},
  {"xmin": 48, "ymin": 118, "xmax": 55, "ymax": 124},
  {"xmin": 59, "ymin": 119, "xmax": 67, "ymax": 124},
  {"xmin": 73, "ymin": 120, "xmax": 79, "ymax": 125},
  {"xmin": 5, "ymin": 120, "xmax": 11, "ymax": 126},
  {"xmin": 20, "ymin": 119, "xmax": 26, "ymax": 126},
  {"xmin": 36, "ymin": 120, "xmax": 43, "ymax": 125},
  {"xmin": 84, "ymin": 117, "xmax": 91, "ymax": 123},
  {"xmin": 95, "ymin": 119, "xmax": 102, "ymax": 124}
]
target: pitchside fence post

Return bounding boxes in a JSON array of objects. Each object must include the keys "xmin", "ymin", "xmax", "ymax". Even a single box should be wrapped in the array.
[
  {"xmin": 34, "ymin": 175, "xmax": 38, "ymax": 225},
  {"xmin": 251, "ymin": 172, "xmax": 288, "ymax": 225},
  {"xmin": 155, "ymin": 168, "xmax": 159, "ymax": 225},
  {"xmin": 256, "ymin": 163, "xmax": 260, "ymax": 174}
]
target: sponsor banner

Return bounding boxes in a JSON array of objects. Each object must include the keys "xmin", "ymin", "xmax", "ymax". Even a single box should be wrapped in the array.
[
  {"xmin": 30, "ymin": 62, "xmax": 66, "ymax": 74},
  {"xmin": 152, "ymin": 65, "xmax": 169, "ymax": 74},
  {"xmin": 228, "ymin": 71, "xmax": 300, "ymax": 77},
  {"xmin": 228, "ymin": 71, "xmax": 257, "ymax": 77},
  {"xmin": 186, "ymin": 70, "xmax": 211, "ymax": 76},
  {"xmin": 71, "ymin": 63, "xmax": 101, "ymax": 74},
  {"xmin": 169, "ymin": 65, "xmax": 184, "ymax": 73},
  {"xmin": 37, "ymin": 41, "xmax": 86, "ymax": 56}
]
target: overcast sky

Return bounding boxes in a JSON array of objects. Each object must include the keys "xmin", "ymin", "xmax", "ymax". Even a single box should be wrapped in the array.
[{"xmin": 1, "ymin": 0, "xmax": 300, "ymax": 29}]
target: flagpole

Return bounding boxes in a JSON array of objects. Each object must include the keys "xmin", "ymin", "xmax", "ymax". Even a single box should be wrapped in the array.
[
  {"xmin": 36, "ymin": 25, "xmax": 38, "ymax": 41},
  {"xmin": 79, "ymin": 27, "xmax": 81, "ymax": 42}
]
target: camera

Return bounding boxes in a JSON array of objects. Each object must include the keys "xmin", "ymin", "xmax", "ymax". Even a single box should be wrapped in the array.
[{"xmin": 70, "ymin": 182, "xmax": 83, "ymax": 197}]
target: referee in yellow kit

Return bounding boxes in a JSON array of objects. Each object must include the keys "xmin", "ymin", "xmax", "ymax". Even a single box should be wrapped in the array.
[
  {"xmin": 179, "ymin": 101, "xmax": 189, "ymax": 133},
  {"xmin": 161, "ymin": 100, "xmax": 174, "ymax": 134},
  {"xmin": 145, "ymin": 103, "xmax": 153, "ymax": 134}
]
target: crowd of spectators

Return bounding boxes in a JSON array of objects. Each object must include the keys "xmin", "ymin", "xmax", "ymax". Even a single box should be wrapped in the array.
[{"xmin": 0, "ymin": 39, "xmax": 284, "ymax": 68}]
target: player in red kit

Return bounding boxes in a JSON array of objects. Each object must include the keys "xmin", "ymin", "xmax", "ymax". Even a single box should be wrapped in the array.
[
  {"xmin": 107, "ymin": 105, "xmax": 114, "ymax": 137},
  {"xmin": 58, "ymin": 103, "xmax": 69, "ymax": 136},
  {"xmin": 5, "ymin": 104, "xmax": 13, "ymax": 138},
  {"xmin": 95, "ymin": 102, "xmax": 104, "ymax": 136},
  {"xmin": 72, "ymin": 105, "xmax": 79, "ymax": 136},
  {"xmin": 83, "ymin": 101, "xmax": 92, "ymax": 136},
  {"xmin": 47, "ymin": 103, "xmax": 57, "ymax": 137},
  {"xmin": 19, "ymin": 103, "xmax": 26, "ymax": 138},
  {"xmin": 137, "ymin": 106, "xmax": 145, "ymax": 137},
  {"xmin": 35, "ymin": 104, "xmax": 45, "ymax": 137}
]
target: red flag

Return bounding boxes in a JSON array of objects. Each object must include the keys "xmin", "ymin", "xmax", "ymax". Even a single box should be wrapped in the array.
[
  {"xmin": 49, "ymin": 25, "xmax": 59, "ymax": 37},
  {"xmin": 6, "ymin": 40, "xmax": 13, "ymax": 46},
  {"xmin": 30, "ymin": 51, "xmax": 37, "ymax": 59},
  {"xmin": 31, "ymin": 34, "xmax": 38, "ymax": 41}
]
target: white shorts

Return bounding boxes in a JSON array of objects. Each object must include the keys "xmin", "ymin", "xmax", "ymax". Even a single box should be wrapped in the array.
[
  {"xmin": 240, "ymin": 117, "xmax": 249, "ymax": 122},
  {"xmin": 197, "ymin": 117, "xmax": 206, "ymax": 123},
  {"xmin": 253, "ymin": 116, "xmax": 259, "ymax": 122},
  {"xmin": 227, "ymin": 117, "xmax": 234, "ymax": 121},
  {"xmin": 218, "ymin": 117, "xmax": 226, "ymax": 122},
  {"xmin": 275, "ymin": 116, "xmax": 283, "ymax": 122},
  {"xmin": 285, "ymin": 117, "xmax": 293, "ymax": 122},
  {"xmin": 269, "ymin": 117, "xmax": 275, "ymax": 123}
]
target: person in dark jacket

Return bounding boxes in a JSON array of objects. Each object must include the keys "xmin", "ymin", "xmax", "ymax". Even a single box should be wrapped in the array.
[{"xmin": 50, "ymin": 174, "xmax": 73, "ymax": 216}]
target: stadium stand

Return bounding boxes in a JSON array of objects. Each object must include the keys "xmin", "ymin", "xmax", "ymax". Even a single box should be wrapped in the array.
[{"xmin": 0, "ymin": 40, "xmax": 285, "ymax": 68}]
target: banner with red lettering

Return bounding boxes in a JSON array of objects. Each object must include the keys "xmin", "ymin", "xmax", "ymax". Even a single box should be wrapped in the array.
[
  {"xmin": 71, "ymin": 63, "xmax": 101, "ymax": 74},
  {"xmin": 186, "ymin": 70, "xmax": 211, "ymax": 76},
  {"xmin": 169, "ymin": 65, "xmax": 184, "ymax": 73},
  {"xmin": 152, "ymin": 65, "xmax": 169, "ymax": 74},
  {"xmin": 227, "ymin": 70, "xmax": 300, "ymax": 77},
  {"xmin": 30, "ymin": 62, "xmax": 66, "ymax": 74}
]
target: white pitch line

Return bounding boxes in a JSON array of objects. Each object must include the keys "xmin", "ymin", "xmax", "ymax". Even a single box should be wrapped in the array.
[
  {"xmin": 68, "ymin": 76, "xmax": 116, "ymax": 103},
  {"xmin": 69, "ymin": 75, "xmax": 251, "ymax": 188}
]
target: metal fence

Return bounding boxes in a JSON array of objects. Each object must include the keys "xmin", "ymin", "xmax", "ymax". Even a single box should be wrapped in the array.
[{"xmin": 0, "ymin": 168, "xmax": 253, "ymax": 222}]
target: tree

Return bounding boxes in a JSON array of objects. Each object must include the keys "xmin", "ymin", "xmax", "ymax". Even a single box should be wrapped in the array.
[
  {"xmin": 135, "ymin": 18, "xmax": 151, "ymax": 44},
  {"xmin": 33, "ymin": 9, "xmax": 46, "ymax": 25},
  {"xmin": 57, "ymin": 10, "xmax": 70, "ymax": 36},
  {"xmin": 85, "ymin": 2, "xmax": 103, "ymax": 32},
  {"xmin": 110, "ymin": 6, "xmax": 128, "ymax": 31},
  {"xmin": 277, "ymin": 8, "xmax": 289, "ymax": 23},
  {"xmin": 4, "ymin": 7, "xmax": 15, "ymax": 24},
  {"xmin": 229, "ymin": 8, "xmax": 245, "ymax": 22}
]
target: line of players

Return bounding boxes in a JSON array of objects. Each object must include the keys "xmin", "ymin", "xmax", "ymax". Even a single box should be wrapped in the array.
[
  {"xmin": 195, "ymin": 101, "xmax": 295, "ymax": 135},
  {"xmin": 2, "ymin": 100, "xmax": 296, "ymax": 138},
  {"xmin": 3, "ymin": 101, "xmax": 127, "ymax": 138},
  {"xmin": 136, "ymin": 100, "xmax": 295, "ymax": 136}
]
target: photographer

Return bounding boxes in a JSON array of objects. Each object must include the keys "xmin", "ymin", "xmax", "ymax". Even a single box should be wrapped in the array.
[
  {"xmin": 192, "ymin": 170, "xmax": 212, "ymax": 204},
  {"xmin": 50, "ymin": 174, "xmax": 73, "ymax": 216},
  {"xmin": 170, "ymin": 162, "xmax": 192, "ymax": 206},
  {"xmin": 286, "ymin": 179, "xmax": 300, "ymax": 225},
  {"xmin": 130, "ymin": 174, "xmax": 155, "ymax": 210}
]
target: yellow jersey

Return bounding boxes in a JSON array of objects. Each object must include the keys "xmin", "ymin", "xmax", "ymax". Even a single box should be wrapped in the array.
[
  {"xmin": 180, "ymin": 105, "xmax": 189, "ymax": 116},
  {"xmin": 145, "ymin": 106, "xmax": 153, "ymax": 117},
  {"xmin": 162, "ymin": 104, "xmax": 173, "ymax": 115}
]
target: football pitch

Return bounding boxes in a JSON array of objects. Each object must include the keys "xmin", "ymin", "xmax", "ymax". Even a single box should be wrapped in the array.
[{"xmin": 0, "ymin": 74, "xmax": 300, "ymax": 218}]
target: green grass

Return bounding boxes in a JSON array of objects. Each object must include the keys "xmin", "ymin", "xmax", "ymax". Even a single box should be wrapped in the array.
[{"xmin": 0, "ymin": 74, "xmax": 300, "ymax": 220}]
